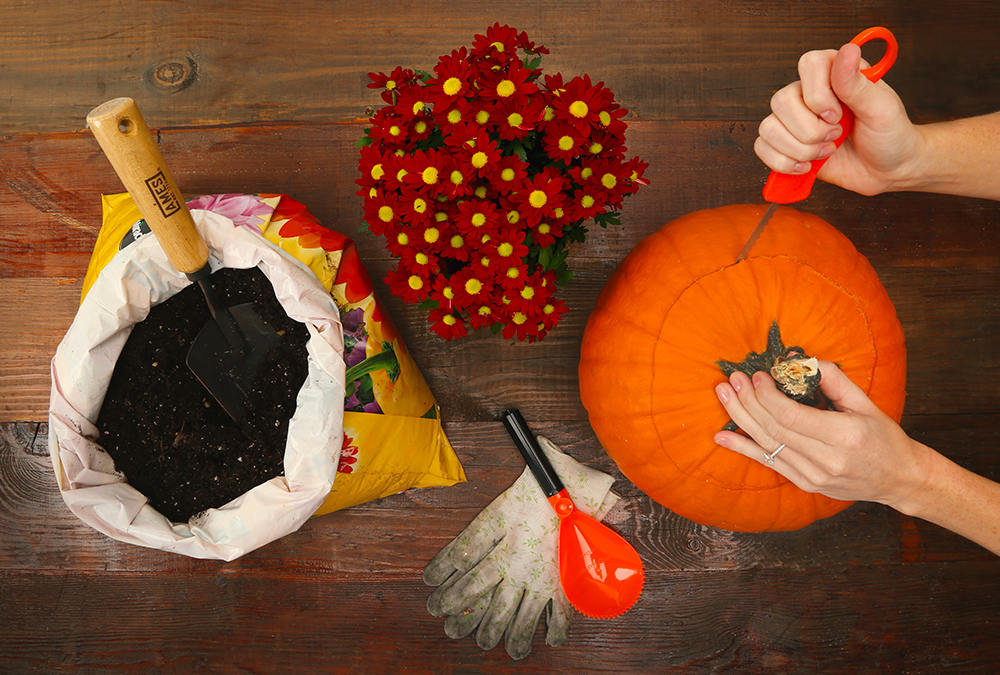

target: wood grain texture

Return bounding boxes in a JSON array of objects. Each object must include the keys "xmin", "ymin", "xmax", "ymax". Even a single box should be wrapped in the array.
[{"xmin": 2, "ymin": 1, "xmax": 1000, "ymax": 672}]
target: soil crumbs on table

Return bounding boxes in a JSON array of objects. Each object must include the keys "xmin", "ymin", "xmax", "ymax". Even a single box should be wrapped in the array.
[{"xmin": 97, "ymin": 267, "xmax": 310, "ymax": 523}]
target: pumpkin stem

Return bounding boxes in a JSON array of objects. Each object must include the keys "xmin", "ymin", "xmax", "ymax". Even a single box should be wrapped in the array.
[{"xmin": 716, "ymin": 321, "xmax": 824, "ymax": 431}]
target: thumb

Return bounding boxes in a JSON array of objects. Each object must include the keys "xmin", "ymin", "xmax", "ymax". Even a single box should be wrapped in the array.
[
  {"xmin": 816, "ymin": 360, "xmax": 880, "ymax": 415},
  {"xmin": 830, "ymin": 43, "xmax": 879, "ymax": 116}
]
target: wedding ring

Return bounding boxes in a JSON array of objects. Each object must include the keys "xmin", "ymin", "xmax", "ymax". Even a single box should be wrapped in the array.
[{"xmin": 763, "ymin": 443, "xmax": 786, "ymax": 466}]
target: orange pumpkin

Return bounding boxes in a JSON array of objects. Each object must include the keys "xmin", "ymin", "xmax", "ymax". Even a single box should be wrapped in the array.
[{"xmin": 578, "ymin": 204, "xmax": 906, "ymax": 532}]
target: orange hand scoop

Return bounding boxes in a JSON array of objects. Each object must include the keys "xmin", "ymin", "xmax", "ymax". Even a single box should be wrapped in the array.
[{"xmin": 502, "ymin": 409, "xmax": 644, "ymax": 619}]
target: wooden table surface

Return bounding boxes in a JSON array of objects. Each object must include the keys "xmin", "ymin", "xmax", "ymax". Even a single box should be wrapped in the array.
[{"xmin": 2, "ymin": 2, "xmax": 999, "ymax": 673}]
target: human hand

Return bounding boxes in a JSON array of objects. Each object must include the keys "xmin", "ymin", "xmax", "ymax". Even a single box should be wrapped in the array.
[
  {"xmin": 423, "ymin": 436, "xmax": 618, "ymax": 660},
  {"xmin": 713, "ymin": 360, "xmax": 933, "ymax": 511},
  {"xmin": 755, "ymin": 42, "xmax": 920, "ymax": 196}
]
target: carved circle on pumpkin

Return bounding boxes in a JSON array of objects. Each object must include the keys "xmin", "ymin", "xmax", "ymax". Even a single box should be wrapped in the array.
[{"xmin": 579, "ymin": 204, "xmax": 906, "ymax": 532}]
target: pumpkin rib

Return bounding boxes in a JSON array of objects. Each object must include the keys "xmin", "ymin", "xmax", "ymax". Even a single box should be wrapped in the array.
[{"xmin": 580, "ymin": 205, "xmax": 906, "ymax": 532}]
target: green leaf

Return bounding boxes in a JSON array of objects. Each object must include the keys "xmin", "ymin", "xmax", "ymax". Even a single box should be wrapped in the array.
[
  {"xmin": 593, "ymin": 211, "xmax": 622, "ymax": 228},
  {"xmin": 419, "ymin": 298, "xmax": 439, "ymax": 311}
]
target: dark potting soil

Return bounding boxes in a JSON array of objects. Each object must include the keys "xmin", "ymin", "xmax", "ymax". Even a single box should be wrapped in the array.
[{"xmin": 96, "ymin": 266, "xmax": 310, "ymax": 523}]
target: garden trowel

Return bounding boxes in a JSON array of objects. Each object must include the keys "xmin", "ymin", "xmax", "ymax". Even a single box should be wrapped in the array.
[{"xmin": 87, "ymin": 97, "xmax": 283, "ymax": 425}]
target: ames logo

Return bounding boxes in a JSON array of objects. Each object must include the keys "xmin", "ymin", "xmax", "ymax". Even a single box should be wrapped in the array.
[{"xmin": 144, "ymin": 171, "xmax": 182, "ymax": 218}]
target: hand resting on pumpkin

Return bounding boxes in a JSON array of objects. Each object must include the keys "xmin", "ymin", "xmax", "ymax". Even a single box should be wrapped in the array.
[
  {"xmin": 714, "ymin": 361, "xmax": 1000, "ymax": 556},
  {"xmin": 755, "ymin": 41, "xmax": 1000, "ymax": 201}
]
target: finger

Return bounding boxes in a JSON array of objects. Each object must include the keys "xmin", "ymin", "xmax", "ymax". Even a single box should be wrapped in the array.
[
  {"xmin": 476, "ymin": 583, "xmax": 521, "ymax": 651},
  {"xmin": 754, "ymin": 134, "xmax": 811, "ymax": 175},
  {"xmin": 423, "ymin": 543, "xmax": 459, "ymax": 586},
  {"xmin": 797, "ymin": 49, "xmax": 843, "ymax": 124},
  {"xmin": 428, "ymin": 557, "xmax": 501, "ymax": 615},
  {"xmin": 715, "ymin": 371, "xmax": 783, "ymax": 450},
  {"xmin": 544, "ymin": 594, "xmax": 572, "ymax": 647},
  {"xmin": 505, "ymin": 594, "xmax": 550, "ymax": 660},
  {"xmin": 442, "ymin": 591, "xmax": 492, "ymax": 639},
  {"xmin": 769, "ymin": 82, "xmax": 842, "ymax": 148}
]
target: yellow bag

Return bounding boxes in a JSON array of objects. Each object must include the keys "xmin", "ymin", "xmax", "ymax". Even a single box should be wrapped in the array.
[{"xmin": 83, "ymin": 192, "xmax": 466, "ymax": 515}]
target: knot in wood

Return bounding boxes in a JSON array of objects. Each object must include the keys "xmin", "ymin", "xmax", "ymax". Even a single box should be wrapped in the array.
[{"xmin": 147, "ymin": 57, "xmax": 198, "ymax": 92}]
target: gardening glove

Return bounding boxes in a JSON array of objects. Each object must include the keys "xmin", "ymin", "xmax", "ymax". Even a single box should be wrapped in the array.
[{"xmin": 424, "ymin": 436, "xmax": 619, "ymax": 660}]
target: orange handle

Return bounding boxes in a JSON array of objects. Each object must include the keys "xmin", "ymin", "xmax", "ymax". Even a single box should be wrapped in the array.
[{"xmin": 762, "ymin": 26, "xmax": 898, "ymax": 204}]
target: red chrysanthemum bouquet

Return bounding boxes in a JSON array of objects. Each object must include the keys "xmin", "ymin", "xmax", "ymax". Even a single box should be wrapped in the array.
[{"xmin": 357, "ymin": 23, "xmax": 648, "ymax": 342}]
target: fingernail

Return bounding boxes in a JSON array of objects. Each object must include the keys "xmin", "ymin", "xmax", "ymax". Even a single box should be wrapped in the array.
[
  {"xmin": 817, "ymin": 143, "xmax": 837, "ymax": 159},
  {"xmin": 820, "ymin": 110, "xmax": 839, "ymax": 124},
  {"xmin": 793, "ymin": 161, "xmax": 811, "ymax": 174},
  {"xmin": 824, "ymin": 127, "xmax": 842, "ymax": 142},
  {"xmin": 732, "ymin": 376, "xmax": 741, "ymax": 392},
  {"xmin": 752, "ymin": 372, "xmax": 764, "ymax": 388},
  {"xmin": 716, "ymin": 385, "xmax": 729, "ymax": 404},
  {"xmin": 715, "ymin": 435, "xmax": 731, "ymax": 449}
]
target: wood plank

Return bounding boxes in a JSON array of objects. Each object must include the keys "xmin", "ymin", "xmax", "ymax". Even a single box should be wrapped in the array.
[
  {"xmin": 2, "ymin": 1, "xmax": 999, "ymax": 134},
  {"xmin": 1, "ymin": 562, "xmax": 999, "ymax": 673}
]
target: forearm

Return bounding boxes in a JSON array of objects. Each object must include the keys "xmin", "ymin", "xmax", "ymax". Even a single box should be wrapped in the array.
[
  {"xmin": 894, "ymin": 111, "xmax": 1000, "ymax": 200},
  {"xmin": 891, "ymin": 444, "xmax": 1000, "ymax": 556}
]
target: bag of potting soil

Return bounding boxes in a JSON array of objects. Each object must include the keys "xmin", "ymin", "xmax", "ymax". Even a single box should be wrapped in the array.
[{"xmin": 85, "ymin": 193, "xmax": 466, "ymax": 513}]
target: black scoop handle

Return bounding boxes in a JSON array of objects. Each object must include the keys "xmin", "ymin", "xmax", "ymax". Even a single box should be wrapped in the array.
[{"xmin": 502, "ymin": 408, "xmax": 564, "ymax": 498}]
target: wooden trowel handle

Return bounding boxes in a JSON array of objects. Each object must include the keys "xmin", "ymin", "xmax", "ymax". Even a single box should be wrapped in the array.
[{"xmin": 87, "ymin": 97, "xmax": 209, "ymax": 277}]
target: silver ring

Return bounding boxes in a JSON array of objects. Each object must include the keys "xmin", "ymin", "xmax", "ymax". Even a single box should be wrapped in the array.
[{"xmin": 763, "ymin": 443, "xmax": 786, "ymax": 466}]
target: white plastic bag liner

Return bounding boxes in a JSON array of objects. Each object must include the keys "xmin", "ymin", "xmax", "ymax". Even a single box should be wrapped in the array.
[{"xmin": 48, "ymin": 209, "xmax": 346, "ymax": 561}]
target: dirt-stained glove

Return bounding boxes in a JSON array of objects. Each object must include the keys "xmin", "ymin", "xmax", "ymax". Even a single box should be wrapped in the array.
[{"xmin": 423, "ymin": 436, "xmax": 618, "ymax": 660}]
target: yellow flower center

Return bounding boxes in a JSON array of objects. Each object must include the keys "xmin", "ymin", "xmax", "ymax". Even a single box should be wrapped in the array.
[
  {"xmin": 601, "ymin": 172, "xmax": 617, "ymax": 189},
  {"xmin": 421, "ymin": 167, "xmax": 438, "ymax": 184},
  {"xmin": 599, "ymin": 110, "xmax": 612, "ymax": 126},
  {"xmin": 408, "ymin": 275, "xmax": 423, "ymax": 291},
  {"xmin": 528, "ymin": 190, "xmax": 548, "ymax": 209},
  {"xmin": 443, "ymin": 314, "xmax": 457, "ymax": 326},
  {"xmin": 389, "ymin": 125, "xmax": 402, "ymax": 137},
  {"xmin": 569, "ymin": 100, "xmax": 589, "ymax": 118},
  {"xmin": 424, "ymin": 227, "xmax": 440, "ymax": 243},
  {"xmin": 476, "ymin": 110, "xmax": 491, "ymax": 124},
  {"xmin": 580, "ymin": 167, "xmax": 594, "ymax": 180},
  {"xmin": 506, "ymin": 266, "xmax": 520, "ymax": 280},
  {"xmin": 450, "ymin": 170, "xmax": 464, "ymax": 185},
  {"xmin": 447, "ymin": 109, "xmax": 462, "ymax": 124},
  {"xmin": 498, "ymin": 242, "xmax": 514, "ymax": 257},
  {"xmin": 378, "ymin": 206, "xmax": 394, "ymax": 222},
  {"xmin": 478, "ymin": 305, "xmax": 492, "ymax": 316},
  {"xmin": 386, "ymin": 80, "xmax": 397, "ymax": 91},
  {"xmin": 413, "ymin": 198, "xmax": 427, "ymax": 213},
  {"xmin": 543, "ymin": 303, "xmax": 555, "ymax": 315},
  {"xmin": 520, "ymin": 287, "xmax": 535, "ymax": 300},
  {"xmin": 589, "ymin": 142, "xmax": 603, "ymax": 154},
  {"xmin": 581, "ymin": 194, "xmax": 595, "ymax": 208},
  {"xmin": 465, "ymin": 278, "xmax": 483, "ymax": 295},
  {"xmin": 414, "ymin": 120, "xmax": 428, "ymax": 134},
  {"xmin": 474, "ymin": 185, "xmax": 487, "ymax": 199},
  {"xmin": 506, "ymin": 210, "xmax": 520, "ymax": 225},
  {"xmin": 479, "ymin": 256, "xmax": 490, "ymax": 268},
  {"xmin": 471, "ymin": 213, "xmax": 486, "ymax": 227},
  {"xmin": 491, "ymin": 41, "xmax": 505, "ymax": 52},
  {"xmin": 500, "ymin": 168, "xmax": 516, "ymax": 182},
  {"xmin": 512, "ymin": 312, "xmax": 528, "ymax": 325},
  {"xmin": 435, "ymin": 211, "xmax": 449, "ymax": 223},
  {"xmin": 558, "ymin": 135, "xmax": 575, "ymax": 151},
  {"xmin": 450, "ymin": 234, "xmax": 464, "ymax": 249},
  {"xmin": 543, "ymin": 106, "xmax": 555, "ymax": 122},
  {"xmin": 497, "ymin": 80, "xmax": 516, "ymax": 98},
  {"xmin": 538, "ymin": 223, "xmax": 550, "ymax": 235},
  {"xmin": 369, "ymin": 187, "xmax": 377, "ymax": 198},
  {"xmin": 415, "ymin": 252, "xmax": 429, "ymax": 265},
  {"xmin": 371, "ymin": 163, "xmax": 385, "ymax": 180},
  {"xmin": 396, "ymin": 232, "xmax": 409, "ymax": 246},
  {"xmin": 554, "ymin": 207, "xmax": 564, "ymax": 219},
  {"xmin": 443, "ymin": 286, "xmax": 455, "ymax": 300},
  {"xmin": 507, "ymin": 112, "xmax": 524, "ymax": 128},
  {"xmin": 397, "ymin": 168, "xmax": 409, "ymax": 182},
  {"xmin": 443, "ymin": 77, "xmax": 462, "ymax": 96},
  {"xmin": 412, "ymin": 100, "xmax": 425, "ymax": 115},
  {"xmin": 472, "ymin": 151, "xmax": 489, "ymax": 169}
]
